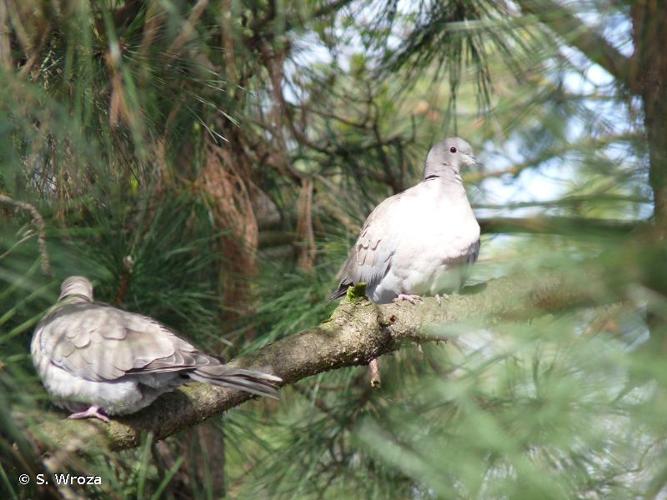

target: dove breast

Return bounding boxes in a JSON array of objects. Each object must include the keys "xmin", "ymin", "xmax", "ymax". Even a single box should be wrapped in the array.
[{"xmin": 342, "ymin": 177, "xmax": 480, "ymax": 304}]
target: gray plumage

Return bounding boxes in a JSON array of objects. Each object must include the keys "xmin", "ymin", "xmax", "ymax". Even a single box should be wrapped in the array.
[
  {"xmin": 332, "ymin": 137, "xmax": 481, "ymax": 303},
  {"xmin": 31, "ymin": 276, "xmax": 281, "ymax": 418}
]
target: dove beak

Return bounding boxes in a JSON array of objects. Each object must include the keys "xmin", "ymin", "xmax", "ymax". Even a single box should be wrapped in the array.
[{"xmin": 465, "ymin": 155, "xmax": 480, "ymax": 168}]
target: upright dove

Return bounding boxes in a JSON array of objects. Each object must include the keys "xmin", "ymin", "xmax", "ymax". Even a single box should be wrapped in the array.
[
  {"xmin": 32, "ymin": 276, "xmax": 281, "ymax": 422},
  {"xmin": 332, "ymin": 137, "xmax": 480, "ymax": 303}
]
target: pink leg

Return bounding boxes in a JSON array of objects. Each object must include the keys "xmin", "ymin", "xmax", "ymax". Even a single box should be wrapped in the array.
[
  {"xmin": 67, "ymin": 406, "xmax": 110, "ymax": 423},
  {"xmin": 393, "ymin": 293, "xmax": 422, "ymax": 304}
]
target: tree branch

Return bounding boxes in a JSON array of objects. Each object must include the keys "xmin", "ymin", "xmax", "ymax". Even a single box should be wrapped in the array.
[
  {"xmin": 517, "ymin": 0, "xmax": 633, "ymax": 89},
  {"xmin": 465, "ymin": 132, "xmax": 638, "ymax": 184},
  {"xmin": 0, "ymin": 194, "xmax": 51, "ymax": 276},
  {"xmin": 474, "ymin": 194, "xmax": 649, "ymax": 210},
  {"xmin": 27, "ymin": 273, "xmax": 602, "ymax": 454},
  {"xmin": 479, "ymin": 216, "xmax": 640, "ymax": 236}
]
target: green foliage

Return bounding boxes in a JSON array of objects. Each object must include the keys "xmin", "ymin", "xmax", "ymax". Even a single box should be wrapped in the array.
[{"xmin": 358, "ymin": 314, "xmax": 656, "ymax": 499}]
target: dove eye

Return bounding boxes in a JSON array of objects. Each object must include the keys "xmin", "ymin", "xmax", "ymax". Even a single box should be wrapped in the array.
[{"xmin": 449, "ymin": 147, "xmax": 457, "ymax": 153}]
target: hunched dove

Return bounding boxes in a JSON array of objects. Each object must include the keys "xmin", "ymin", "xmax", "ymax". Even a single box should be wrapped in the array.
[
  {"xmin": 31, "ymin": 276, "xmax": 282, "ymax": 422},
  {"xmin": 331, "ymin": 137, "xmax": 481, "ymax": 304}
]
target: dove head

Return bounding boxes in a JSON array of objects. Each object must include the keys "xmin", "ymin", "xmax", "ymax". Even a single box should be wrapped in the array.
[
  {"xmin": 59, "ymin": 276, "xmax": 94, "ymax": 302},
  {"xmin": 423, "ymin": 137, "xmax": 477, "ymax": 181}
]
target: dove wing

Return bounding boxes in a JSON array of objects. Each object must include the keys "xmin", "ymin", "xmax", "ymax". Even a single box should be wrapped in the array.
[
  {"xmin": 331, "ymin": 193, "xmax": 403, "ymax": 298},
  {"xmin": 39, "ymin": 303, "xmax": 214, "ymax": 382}
]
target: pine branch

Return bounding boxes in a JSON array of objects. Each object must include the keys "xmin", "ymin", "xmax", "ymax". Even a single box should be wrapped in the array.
[
  {"xmin": 256, "ymin": 217, "xmax": 642, "ymax": 250},
  {"xmin": 517, "ymin": 0, "xmax": 633, "ymax": 89},
  {"xmin": 464, "ymin": 133, "xmax": 638, "ymax": 184},
  {"xmin": 479, "ymin": 216, "xmax": 640, "ymax": 236},
  {"xmin": 474, "ymin": 194, "xmax": 649, "ymax": 210},
  {"xmin": 28, "ymin": 272, "xmax": 603, "ymax": 455}
]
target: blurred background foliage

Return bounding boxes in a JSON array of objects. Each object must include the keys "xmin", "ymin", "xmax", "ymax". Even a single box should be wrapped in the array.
[{"xmin": 1, "ymin": 0, "xmax": 666, "ymax": 498}]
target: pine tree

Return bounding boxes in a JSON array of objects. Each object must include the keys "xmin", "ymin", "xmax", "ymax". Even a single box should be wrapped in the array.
[{"xmin": 1, "ymin": 1, "xmax": 666, "ymax": 498}]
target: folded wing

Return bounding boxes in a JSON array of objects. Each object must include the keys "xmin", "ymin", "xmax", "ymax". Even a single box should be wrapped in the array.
[
  {"xmin": 331, "ymin": 194, "xmax": 402, "ymax": 299},
  {"xmin": 40, "ymin": 303, "xmax": 281, "ymax": 398}
]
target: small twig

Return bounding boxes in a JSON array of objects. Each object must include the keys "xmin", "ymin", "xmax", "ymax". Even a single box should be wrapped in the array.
[
  {"xmin": 165, "ymin": 0, "xmax": 209, "ymax": 60},
  {"xmin": 368, "ymin": 358, "xmax": 381, "ymax": 388},
  {"xmin": 0, "ymin": 194, "xmax": 52, "ymax": 276},
  {"xmin": 113, "ymin": 256, "xmax": 135, "ymax": 305}
]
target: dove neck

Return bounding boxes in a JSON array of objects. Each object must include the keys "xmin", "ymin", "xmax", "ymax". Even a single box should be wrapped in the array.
[
  {"xmin": 59, "ymin": 293, "xmax": 93, "ymax": 304},
  {"xmin": 40, "ymin": 294, "xmax": 92, "ymax": 324},
  {"xmin": 424, "ymin": 169, "xmax": 464, "ymax": 189}
]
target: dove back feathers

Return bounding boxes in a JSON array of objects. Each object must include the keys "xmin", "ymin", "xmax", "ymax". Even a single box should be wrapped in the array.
[{"xmin": 32, "ymin": 276, "xmax": 282, "ymax": 417}]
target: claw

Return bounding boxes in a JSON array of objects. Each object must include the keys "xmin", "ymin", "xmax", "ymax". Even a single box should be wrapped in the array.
[
  {"xmin": 67, "ymin": 406, "xmax": 110, "ymax": 423},
  {"xmin": 393, "ymin": 294, "xmax": 422, "ymax": 304}
]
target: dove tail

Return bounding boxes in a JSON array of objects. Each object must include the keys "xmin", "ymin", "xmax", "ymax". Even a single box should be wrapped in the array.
[
  {"xmin": 189, "ymin": 366, "xmax": 282, "ymax": 399},
  {"xmin": 329, "ymin": 280, "xmax": 352, "ymax": 301},
  {"xmin": 328, "ymin": 287, "xmax": 347, "ymax": 300}
]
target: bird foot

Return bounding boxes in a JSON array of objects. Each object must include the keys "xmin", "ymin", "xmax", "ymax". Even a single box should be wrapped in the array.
[
  {"xmin": 394, "ymin": 294, "xmax": 422, "ymax": 304},
  {"xmin": 67, "ymin": 406, "xmax": 110, "ymax": 423},
  {"xmin": 435, "ymin": 293, "xmax": 449, "ymax": 305}
]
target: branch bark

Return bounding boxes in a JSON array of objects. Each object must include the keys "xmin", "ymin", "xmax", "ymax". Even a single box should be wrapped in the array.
[
  {"xmin": 630, "ymin": 2, "xmax": 667, "ymax": 228},
  {"xmin": 28, "ymin": 272, "xmax": 603, "ymax": 455}
]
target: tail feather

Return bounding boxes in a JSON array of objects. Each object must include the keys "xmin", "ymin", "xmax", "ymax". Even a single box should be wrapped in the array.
[
  {"xmin": 329, "ymin": 282, "xmax": 350, "ymax": 301},
  {"xmin": 190, "ymin": 366, "xmax": 282, "ymax": 399}
]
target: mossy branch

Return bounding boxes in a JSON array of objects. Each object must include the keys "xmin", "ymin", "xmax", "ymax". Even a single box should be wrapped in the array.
[{"xmin": 28, "ymin": 273, "xmax": 604, "ymax": 454}]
